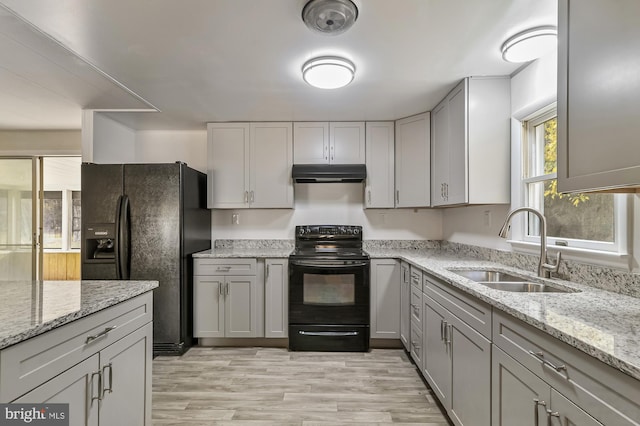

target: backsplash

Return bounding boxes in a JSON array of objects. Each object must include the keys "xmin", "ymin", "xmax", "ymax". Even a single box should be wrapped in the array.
[{"xmin": 213, "ymin": 239, "xmax": 295, "ymax": 250}]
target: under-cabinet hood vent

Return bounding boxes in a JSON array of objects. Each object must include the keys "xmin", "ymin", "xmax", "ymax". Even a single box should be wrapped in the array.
[{"xmin": 292, "ymin": 164, "xmax": 366, "ymax": 183}]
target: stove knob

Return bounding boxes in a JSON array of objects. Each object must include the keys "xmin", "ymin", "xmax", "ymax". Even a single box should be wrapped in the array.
[
  {"xmin": 299, "ymin": 228, "xmax": 305, "ymax": 235},
  {"xmin": 353, "ymin": 228, "xmax": 360, "ymax": 235}
]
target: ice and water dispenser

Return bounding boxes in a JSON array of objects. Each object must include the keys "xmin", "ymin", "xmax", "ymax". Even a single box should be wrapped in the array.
[{"xmin": 84, "ymin": 224, "xmax": 116, "ymax": 262}]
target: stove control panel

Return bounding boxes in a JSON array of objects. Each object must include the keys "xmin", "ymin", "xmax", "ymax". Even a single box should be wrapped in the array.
[{"xmin": 296, "ymin": 225, "xmax": 362, "ymax": 238}]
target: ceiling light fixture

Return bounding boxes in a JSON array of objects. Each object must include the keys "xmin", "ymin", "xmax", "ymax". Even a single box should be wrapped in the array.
[
  {"xmin": 302, "ymin": 56, "xmax": 355, "ymax": 89},
  {"xmin": 501, "ymin": 26, "xmax": 557, "ymax": 63}
]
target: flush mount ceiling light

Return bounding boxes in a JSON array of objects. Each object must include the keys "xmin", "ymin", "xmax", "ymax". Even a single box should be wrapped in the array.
[
  {"xmin": 302, "ymin": 56, "xmax": 355, "ymax": 89},
  {"xmin": 501, "ymin": 26, "xmax": 558, "ymax": 63},
  {"xmin": 302, "ymin": 0, "xmax": 359, "ymax": 36}
]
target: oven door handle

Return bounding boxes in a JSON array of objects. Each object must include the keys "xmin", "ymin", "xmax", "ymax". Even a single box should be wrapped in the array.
[
  {"xmin": 290, "ymin": 260, "xmax": 369, "ymax": 268},
  {"xmin": 298, "ymin": 331, "xmax": 360, "ymax": 337}
]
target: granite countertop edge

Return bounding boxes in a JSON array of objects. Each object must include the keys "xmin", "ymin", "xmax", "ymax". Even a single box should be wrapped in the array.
[
  {"xmin": 367, "ymin": 248, "xmax": 640, "ymax": 382},
  {"xmin": 0, "ymin": 280, "xmax": 159, "ymax": 350},
  {"xmin": 192, "ymin": 246, "xmax": 640, "ymax": 381}
]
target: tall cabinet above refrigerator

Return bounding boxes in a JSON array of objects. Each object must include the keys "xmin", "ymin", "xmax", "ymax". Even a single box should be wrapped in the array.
[{"xmin": 81, "ymin": 162, "xmax": 211, "ymax": 355}]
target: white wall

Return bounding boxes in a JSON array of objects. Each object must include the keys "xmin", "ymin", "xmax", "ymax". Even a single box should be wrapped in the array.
[
  {"xmin": 90, "ymin": 113, "xmax": 136, "ymax": 163},
  {"xmin": 211, "ymin": 183, "xmax": 443, "ymax": 240},
  {"xmin": 442, "ymin": 51, "xmax": 557, "ymax": 249},
  {"xmin": 0, "ymin": 130, "xmax": 81, "ymax": 155},
  {"xmin": 135, "ymin": 130, "xmax": 207, "ymax": 172}
]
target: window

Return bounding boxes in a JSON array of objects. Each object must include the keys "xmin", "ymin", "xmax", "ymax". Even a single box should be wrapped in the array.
[
  {"xmin": 43, "ymin": 191, "xmax": 63, "ymax": 249},
  {"xmin": 521, "ymin": 108, "xmax": 624, "ymax": 253}
]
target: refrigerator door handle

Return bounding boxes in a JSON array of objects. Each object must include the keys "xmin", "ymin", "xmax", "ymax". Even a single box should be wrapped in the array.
[
  {"xmin": 117, "ymin": 195, "xmax": 131, "ymax": 280},
  {"xmin": 114, "ymin": 196, "xmax": 123, "ymax": 279}
]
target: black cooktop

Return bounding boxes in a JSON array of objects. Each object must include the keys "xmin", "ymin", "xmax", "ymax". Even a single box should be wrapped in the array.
[{"xmin": 290, "ymin": 225, "xmax": 368, "ymax": 261}]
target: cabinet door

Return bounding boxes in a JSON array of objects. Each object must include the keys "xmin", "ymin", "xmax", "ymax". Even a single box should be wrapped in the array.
[
  {"xmin": 422, "ymin": 295, "xmax": 451, "ymax": 408},
  {"xmin": 293, "ymin": 122, "xmax": 329, "ymax": 164},
  {"xmin": 14, "ymin": 354, "xmax": 100, "ymax": 426},
  {"xmin": 431, "ymin": 99, "xmax": 450, "ymax": 207},
  {"xmin": 449, "ymin": 314, "xmax": 491, "ymax": 426},
  {"xmin": 250, "ymin": 122, "xmax": 293, "ymax": 208},
  {"xmin": 550, "ymin": 389, "xmax": 603, "ymax": 426},
  {"xmin": 365, "ymin": 122, "xmax": 395, "ymax": 208},
  {"xmin": 558, "ymin": 0, "xmax": 640, "ymax": 192},
  {"xmin": 399, "ymin": 262, "xmax": 411, "ymax": 350},
  {"xmin": 445, "ymin": 82, "xmax": 468, "ymax": 205},
  {"xmin": 99, "ymin": 323, "xmax": 152, "ymax": 426},
  {"xmin": 395, "ymin": 113, "xmax": 431, "ymax": 207},
  {"xmin": 193, "ymin": 276, "xmax": 225, "ymax": 338},
  {"xmin": 330, "ymin": 122, "xmax": 365, "ymax": 164},
  {"xmin": 264, "ymin": 259, "xmax": 288, "ymax": 338},
  {"xmin": 370, "ymin": 259, "xmax": 400, "ymax": 339},
  {"xmin": 225, "ymin": 276, "xmax": 258, "ymax": 338},
  {"xmin": 207, "ymin": 123, "xmax": 250, "ymax": 208},
  {"xmin": 492, "ymin": 345, "xmax": 549, "ymax": 426}
]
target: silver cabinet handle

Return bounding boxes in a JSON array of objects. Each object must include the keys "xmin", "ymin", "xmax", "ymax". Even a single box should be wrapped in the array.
[
  {"xmin": 102, "ymin": 363, "xmax": 113, "ymax": 395},
  {"xmin": 86, "ymin": 326, "xmax": 117, "ymax": 344},
  {"xmin": 533, "ymin": 399, "xmax": 546, "ymax": 425},
  {"xmin": 367, "ymin": 190, "xmax": 371, "ymax": 205},
  {"xmin": 91, "ymin": 371, "xmax": 102, "ymax": 403},
  {"xmin": 441, "ymin": 183, "xmax": 444, "ymax": 200},
  {"xmin": 219, "ymin": 282, "xmax": 223, "ymax": 296},
  {"xmin": 528, "ymin": 351, "xmax": 567, "ymax": 372},
  {"xmin": 546, "ymin": 410, "xmax": 560, "ymax": 426},
  {"xmin": 250, "ymin": 190, "xmax": 254, "ymax": 203},
  {"xmin": 226, "ymin": 282, "xmax": 230, "ymax": 296},
  {"xmin": 440, "ymin": 320, "xmax": 445, "ymax": 341},
  {"xmin": 244, "ymin": 191, "xmax": 249, "ymax": 203},
  {"xmin": 216, "ymin": 266, "xmax": 232, "ymax": 271},
  {"xmin": 446, "ymin": 324, "xmax": 452, "ymax": 346},
  {"xmin": 445, "ymin": 183, "xmax": 449, "ymax": 200},
  {"xmin": 396, "ymin": 190, "xmax": 400, "ymax": 204},
  {"xmin": 442, "ymin": 321, "xmax": 449, "ymax": 344}
]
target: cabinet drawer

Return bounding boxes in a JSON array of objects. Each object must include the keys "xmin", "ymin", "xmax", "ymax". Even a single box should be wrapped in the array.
[
  {"xmin": 194, "ymin": 258, "xmax": 257, "ymax": 276},
  {"xmin": 423, "ymin": 272, "xmax": 491, "ymax": 339},
  {"xmin": 410, "ymin": 327, "xmax": 423, "ymax": 367},
  {"xmin": 493, "ymin": 310, "xmax": 640, "ymax": 426},
  {"xmin": 0, "ymin": 292, "xmax": 152, "ymax": 403},
  {"xmin": 410, "ymin": 266, "xmax": 423, "ymax": 289},
  {"xmin": 410, "ymin": 285, "xmax": 423, "ymax": 331}
]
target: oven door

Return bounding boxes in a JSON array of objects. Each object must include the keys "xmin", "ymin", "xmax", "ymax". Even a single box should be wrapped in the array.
[{"xmin": 288, "ymin": 258, "xmax": 370, "ymax": 326}]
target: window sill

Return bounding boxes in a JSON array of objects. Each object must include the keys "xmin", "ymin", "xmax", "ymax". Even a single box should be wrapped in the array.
[{"xmin": 507, "ymin": 240, "xmax": 632, "ymax": 270}]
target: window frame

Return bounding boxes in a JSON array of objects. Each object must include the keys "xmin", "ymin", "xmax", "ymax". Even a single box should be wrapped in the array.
[{"xmin": 509, "ymin": 104, "xmax": 632, "ymax": 269}]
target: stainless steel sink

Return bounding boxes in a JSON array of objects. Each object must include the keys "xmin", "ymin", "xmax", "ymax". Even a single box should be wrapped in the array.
[
  {"xmin": 449, "ymin": 269, "xmax": 576, "ymax": 293},
  {"xmin": 451, "ymin": 269, "xmax": 527, "ymax": 282}
]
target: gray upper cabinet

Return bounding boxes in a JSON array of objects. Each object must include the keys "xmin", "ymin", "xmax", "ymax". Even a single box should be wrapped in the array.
[
  {"xmin": 558, "ymin": 0, "xmax": 640, "ymax": 193},
  {"xmin": 293, "ymin": 122, "xmax": 365, "ymax": 164},
  {"xmin": 395, "ymin": 113, "xmax": 431, "ymax": 207},
  {"xmin": 431, "ymin": 77, "xmax": 510, "ymax": 207},
  {"xmin": 365, "ymin": 122, "xmax": 395, "ymax": 208}
]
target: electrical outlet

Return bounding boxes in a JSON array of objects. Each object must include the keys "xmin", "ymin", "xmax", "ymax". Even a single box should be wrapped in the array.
[
  {"xmin": 232, "ymin": 214, "xmax": 240, "ymax": 225},
  {"xmin": 483, "ymin": 210, "xmax": 491, "ymax": 228}
]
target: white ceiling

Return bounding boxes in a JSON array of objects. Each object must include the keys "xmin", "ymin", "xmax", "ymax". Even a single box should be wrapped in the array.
[{"xmin": 0, "ymin": 0, "xmax": 557, "ymax": 131}]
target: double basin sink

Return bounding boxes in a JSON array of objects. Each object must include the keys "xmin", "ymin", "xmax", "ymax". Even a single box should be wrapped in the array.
[{"xmin": 449, "ymin": 269, "xmax": 577, "ymax": 293}]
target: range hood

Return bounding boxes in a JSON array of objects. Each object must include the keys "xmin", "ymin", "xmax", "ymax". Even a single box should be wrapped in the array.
[{"xmin": 292, "ymin": 164, "xmax": 367, "ymax": 183}]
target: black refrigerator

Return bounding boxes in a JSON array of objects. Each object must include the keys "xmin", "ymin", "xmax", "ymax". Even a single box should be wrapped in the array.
[{"xmin": 81, "ymin": 162, "xmax": 211, "ymax": 355}]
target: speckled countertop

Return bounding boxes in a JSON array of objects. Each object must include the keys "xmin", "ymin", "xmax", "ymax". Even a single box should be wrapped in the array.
[
  {"xmin": 367, "ymin": 248, "xmax": 640, "ymax": 382},
  {"xmin": 193, "ymin": 244, "xmax": 640, "ymax": 381},
  {"xmin": 0, "ymin": 280, "xmax": 158, "ymax": 350}
]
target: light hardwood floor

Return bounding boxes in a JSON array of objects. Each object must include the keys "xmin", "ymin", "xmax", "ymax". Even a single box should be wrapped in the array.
[{"xmin": 153, "ymin": 347, "xmax": 451, "ymax": 425}]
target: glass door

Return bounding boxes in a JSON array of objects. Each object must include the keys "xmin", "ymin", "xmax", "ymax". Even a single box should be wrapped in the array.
[{"xmin": 0, "ymin": 158, "xmax": 39, "ymax": 280}]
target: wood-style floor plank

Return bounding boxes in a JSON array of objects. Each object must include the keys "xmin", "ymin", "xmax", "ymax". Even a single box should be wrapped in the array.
[{"xmin": 153, "ymin": 347, "xmax": 450, "ymax": 425}]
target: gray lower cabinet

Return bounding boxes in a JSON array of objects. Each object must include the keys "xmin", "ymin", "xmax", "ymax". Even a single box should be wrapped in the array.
[
  {"xmin": 370, "ymin": 259, "xmax": 400, "ymax": 339},
  {"xmin": 422, "ymin": 293, "xmax": 491, "ymax": 426},
  {"xmin": 492, "ymin": 345, "xmax": 602, "ymax": 426},
  {"xmin": 399, "ymin": 261, "xmax": 411, "ymax": 350},
  {"xmin": 5, "ymin": 294, "xmax": 153, "ymax": 426},
  {"xmin": 264, "ymin": 259, "xmax": 288, "ymax": 338}
]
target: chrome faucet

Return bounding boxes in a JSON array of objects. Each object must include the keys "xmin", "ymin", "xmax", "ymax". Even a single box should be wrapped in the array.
[{"xmin": 498, "ymin": 207, "xmax": 562, "ymax": 278}]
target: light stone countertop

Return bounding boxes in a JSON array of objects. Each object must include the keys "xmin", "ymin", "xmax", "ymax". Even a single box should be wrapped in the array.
[
  {"xmin": 367, "ymin": 248, "xmax": 640, "ymax": 382},
  {"xmin": 193, "ymin": 247, "xmax": 292, "ymax": 258},
  {"xmin": 191, "ymin": 244, "xmax": 640, "ymax": 381},
  {"xmin": 0, "ymin": 280, "xmax": 158, "ymax": 350}
]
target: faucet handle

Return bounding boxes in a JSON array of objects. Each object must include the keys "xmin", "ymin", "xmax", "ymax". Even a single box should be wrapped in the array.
[{"xmin": 543, "ymin": 251, "xmax": 562, "ymax": 275}]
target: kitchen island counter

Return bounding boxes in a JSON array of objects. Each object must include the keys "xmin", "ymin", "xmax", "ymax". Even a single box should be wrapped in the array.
[{"xmin": 0, "ymin": 279, "xmax": 158, "ymax": 350}]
